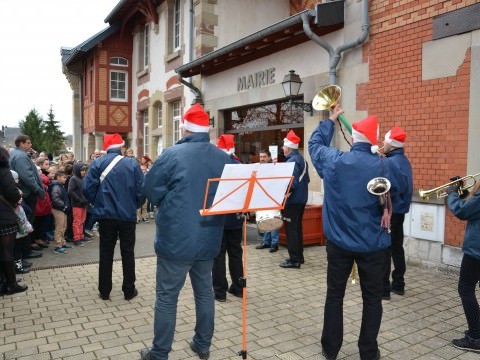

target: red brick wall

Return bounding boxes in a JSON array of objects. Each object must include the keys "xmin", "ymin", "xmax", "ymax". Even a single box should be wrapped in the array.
[{"xmin": 365, "ymin": 0, "xmax": 475, "ymax": 246}]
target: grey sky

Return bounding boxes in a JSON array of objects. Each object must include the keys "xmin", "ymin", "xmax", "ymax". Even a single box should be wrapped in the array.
[{"xmin": 0, "ymin": 0, "xmax": 119, "ymax": 135}]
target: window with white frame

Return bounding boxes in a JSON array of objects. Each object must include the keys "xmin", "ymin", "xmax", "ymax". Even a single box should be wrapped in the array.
[
  {"xmin": 173, "ymin": 0, "xmax": 180, "ymax": 51},
  {"xmin": 157, "ymin": 103, "xmax": 163, "ymax": 128},
  {"xmin": 138, "ymin": 23, "xmax": 150, "ymax": 71},
  {"xmin": 143, "ymin": 111, "xmax": 149, "ymax": 155},
  {"xmin": 110, "ymin": 70, "xmax": 127, "ymax": 101},
  {"xmin": 110, "ymin": 57, "xmax": 128, "ymax": 66},
  {"xmin": 143, "ymin": 24, "xmax": 150, "ymax": 69},
  {"xmin": 172, "ymin": 101, "xmax": 181, "ymax": 143}
]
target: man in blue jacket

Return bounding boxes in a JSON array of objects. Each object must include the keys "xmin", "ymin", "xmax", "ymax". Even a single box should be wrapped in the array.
[
  {"xmin": 83, "ymin": 133, "xmax": 145, "ymax": 301},
  {"xmin": 9, "ymin": 135, "xmax": 45, "ymax": 261},
  {"xmin": 141, "ymin": 103, "xmax": 231, "ymax": 360},
  {"xmin": 279, "ymin": 130, "xmax": 309, "ymax": 269},
  {"xmin": 382, "ymin": 127, "xmax": 413, "ymax": 299},
  {"xmin": 308, "ymin": 106, "xmax": 394, "ymax": 360}
]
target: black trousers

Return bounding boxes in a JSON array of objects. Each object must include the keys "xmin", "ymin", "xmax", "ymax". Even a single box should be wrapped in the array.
[
  {"xmin": 322, "ymin": 242, "xmax": 387, "ymax": 360},
  {"xmin": 98, "ymin": 219, "xmax": 136, "ymax": 297},
  {"xmin": 0, "ymin": 232, "xmax": 17, "ymax": 286},
  {"xmin": 384, "ymin": 214, "xmax": 406, "ymax": 292},
  {"xmin": 283, "ymin": 203, "xmax": 305, "ymax": 263},
  {"xmin": 458, "ymin": 254, "xmax": 480, "ymax": 338},
  {"xmin": 212, "ymin": 228, "xmax": 243, "ymax": 297}
]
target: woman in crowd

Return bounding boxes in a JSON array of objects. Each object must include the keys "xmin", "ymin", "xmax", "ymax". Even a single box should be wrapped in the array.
[{"xmin": 0, "ymin": 145, "xmax": 27, "ymax": 295}]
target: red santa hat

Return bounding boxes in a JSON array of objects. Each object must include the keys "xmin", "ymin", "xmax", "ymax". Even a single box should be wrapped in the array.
[
  {"xmin": 181, "ymin": 103, "xmax": 210, "ymax": 133},
  {"xmin": 217, "ymin": 134, "xmax": 235, "ymax": 155},
  {"xmin": 384, "ymin": 126, "xmax": 406, "ymax": 148},
  {"xmin": 352, "ymin": 115, "xmax": 379, "ymax": 153},
  {"xmin": 283, "ymin": 130, "xmax": 300, "ymax": 149},
  {"xmin": 103, "ymin": 133, "xmax": 125, "ymax": 151}
]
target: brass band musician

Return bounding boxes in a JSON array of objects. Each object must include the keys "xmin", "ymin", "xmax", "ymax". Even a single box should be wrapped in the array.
[
  {"xmin": 308, "ymin": 105, "xmax": 395, "ymax": 360},
  {"xmin": 381, "ymin": 127, "xmax": 413, "ymax": 299}
]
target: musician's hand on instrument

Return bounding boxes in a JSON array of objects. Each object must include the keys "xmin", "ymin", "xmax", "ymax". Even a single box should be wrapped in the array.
[
  {"xmin": 330, "ymin": 104, "xmax": 344, "ymax": 121},
  {"xmin": 447, "ymin": 176, "xmax": 463, "ymax": 194}
]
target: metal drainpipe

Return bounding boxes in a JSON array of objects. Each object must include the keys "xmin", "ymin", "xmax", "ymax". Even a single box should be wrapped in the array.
[
  {"xmin": 301, "ymin": 0, "xmax": 370, "ymax": 85},
  {"xmin": 178, "ymin": 0, "xmax": 204, "ymax": 105}
]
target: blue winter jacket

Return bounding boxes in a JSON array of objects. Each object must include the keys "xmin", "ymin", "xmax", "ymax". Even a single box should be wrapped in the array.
[
  {"xmin": 308, "ymin": 119, "xmax": 393, "ymax": 253},
  {"xmin": 385, "ymin": 148, "xmax": 413, "ymax": 214},
  {"xmin": 83, "ymin": 149, "xmax": 145, "ymax": 223},
  {"xmin": 285, "ymin": 149, "xmax": 309, "ymax": 205},
  {"xmin": 9, "ymin": 147, "xmax": 44, "ymax": 199},
  {"xmin": 144, "ymin": 132, "xmax": 232, "ymax": 261},
  {"xmin": 448, "ymin": 191, "xmax": 480, "ymax": 260}
]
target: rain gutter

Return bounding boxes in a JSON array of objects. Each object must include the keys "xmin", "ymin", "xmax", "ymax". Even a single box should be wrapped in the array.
[{"xmin": 301, "ymin": 0, "xmax": 369, "ymax": 85}]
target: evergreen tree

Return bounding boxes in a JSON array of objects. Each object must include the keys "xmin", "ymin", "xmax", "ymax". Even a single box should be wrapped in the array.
[
  {"xmin": 19, "ymin": 108, "xmax": 45, "ymax": 151},
  {"xmin": 43, "ymin": 106, "xmax": 65, "ymax": 155}
]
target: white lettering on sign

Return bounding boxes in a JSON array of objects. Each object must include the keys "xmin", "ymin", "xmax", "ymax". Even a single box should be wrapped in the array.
[{"xmin": 237, "ymin": 68, "xmax": 275, "ymax": 91}]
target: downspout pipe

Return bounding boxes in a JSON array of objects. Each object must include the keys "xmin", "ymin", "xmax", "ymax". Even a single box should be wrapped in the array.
[
  {"xmin": 179, "ymin": 77, "xmax": 203, "ymax": 104},
  {"xmin": 179, "ymin": 0, "xmax": 204, "ymax": 105},
  {"xmin": 301, "ymin": 0, "xmax": 370, "ymax": 85}
]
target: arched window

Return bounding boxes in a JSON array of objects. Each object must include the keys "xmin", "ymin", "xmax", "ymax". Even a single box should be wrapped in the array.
[{"xmin": 110, "ymin": 57, "xmax": 128, "ymax": 66}]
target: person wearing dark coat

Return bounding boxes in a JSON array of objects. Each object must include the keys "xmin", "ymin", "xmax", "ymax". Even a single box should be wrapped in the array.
[
  {"xmin": 83, "ymin": 133, "xmax": 145, "ymax": 301},
  {"xmin": 68, "ymin": 162, "xmax": 89, "ymax": 246},
  {"xmin": 309, "ymin": 106, "xmax": 395, "ymax": 360},
  {"xmin": 141, "ymin": 103, "xmax": 232, "ymax": 360},
  {"xmin": 447, "ymin": 180, "xmax": 480, "ymax": 353},
  {"xmin": 212, "ymin": 134, "xmax": 244, "ymax": 302},
  {"xmin": 9, "ymin": 135, "xmax": 44, "ymax": 261},
  {"xmin": 50, "ymin": 171, "xmax": 71, "ymax": 254},
  {"xmin": 0, "ymin": 145, "xmax": 27, "ymax": 295},
  {"xmin": 279, "ymin": 130, "xmax": 309, "ymax": 269},
  {"xmin": 382, "ymin": 127, "xmax": 413, "ymax": 299}
]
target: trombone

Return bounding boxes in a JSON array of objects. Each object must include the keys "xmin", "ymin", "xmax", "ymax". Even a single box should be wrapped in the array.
[{"xmin": 418, "ymin": 173, "xmax": 480, "ymax": 200}]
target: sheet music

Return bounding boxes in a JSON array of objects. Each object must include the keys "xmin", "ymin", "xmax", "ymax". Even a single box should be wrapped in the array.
[{"xmin": 209, "ymin": 162, "xmax": 294, "ymax": 213}]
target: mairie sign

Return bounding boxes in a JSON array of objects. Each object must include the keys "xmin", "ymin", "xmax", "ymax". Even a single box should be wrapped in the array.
[{"xmin": 237, "ymin": 68, "xmax": 275, "ymax": 91}]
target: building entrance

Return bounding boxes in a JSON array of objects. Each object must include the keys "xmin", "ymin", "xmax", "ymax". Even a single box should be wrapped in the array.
[{"xmin": 224, "ymin": 98, "xmax": 305, "ymax": 163}]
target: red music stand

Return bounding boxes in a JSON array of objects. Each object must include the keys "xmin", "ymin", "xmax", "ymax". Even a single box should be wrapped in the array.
[{"xmin": 200, "ymin": 162, "xmax": 294, "ymax": 359}]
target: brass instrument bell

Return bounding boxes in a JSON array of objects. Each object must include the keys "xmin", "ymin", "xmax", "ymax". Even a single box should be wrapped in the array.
[
  {"xmin": 367, "ymin": 177, "xmax": 391, "ymax": 196},
  {"xmin": 312, "ymin": 85, "xmax": 352, "ymax": 134},
  {"xmin": 312, "ymin": 85, "xmax": 342, "ymax": 111}
]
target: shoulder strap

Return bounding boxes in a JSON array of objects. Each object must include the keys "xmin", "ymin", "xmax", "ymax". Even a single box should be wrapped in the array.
[
  {"xmin": 100, "ymin": 155, "xmax": 124, "ymax": 183},
  {"xmin": 299, "ymin": 158, "xmax": 307, "ymax": 183}
]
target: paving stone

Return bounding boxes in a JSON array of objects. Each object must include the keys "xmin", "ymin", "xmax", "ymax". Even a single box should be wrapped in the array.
[{"xmin": 1, "ymin": 225, "xmax": 477, "ymax": 359}]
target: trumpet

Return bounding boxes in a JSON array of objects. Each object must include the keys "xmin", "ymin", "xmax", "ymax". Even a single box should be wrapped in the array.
[{"xmin": 418, "ymin": 173, "xmax": 480, "ymax": 200}]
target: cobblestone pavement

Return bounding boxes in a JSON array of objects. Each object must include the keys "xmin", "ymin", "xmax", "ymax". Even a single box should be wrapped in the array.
[{"xmin": 1, "ymin": 223, "xmax": 478, "ymax": 360}]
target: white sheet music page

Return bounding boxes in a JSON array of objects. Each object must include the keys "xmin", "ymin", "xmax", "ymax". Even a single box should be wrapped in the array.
[{"xmin": 209, "ymin": 162, "xmax": 294, "ymax": 213}]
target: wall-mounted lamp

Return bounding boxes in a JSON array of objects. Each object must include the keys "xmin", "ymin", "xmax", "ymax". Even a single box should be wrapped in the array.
[{"xmin": 281, "ymin": 70, "xmax": 313, "ymax": 114}]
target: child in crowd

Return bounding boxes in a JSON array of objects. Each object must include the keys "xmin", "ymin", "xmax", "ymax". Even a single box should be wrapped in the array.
[
  {"xmin": 49, "ymin": 171, "xmax": 71, "ymax": 254},
  {"xmin": 63, "ymin": 163, "xmax": 74, "ymax": 242},
  {"xmin": 68, "ymin": 163, "xmax": 90, "ymax": 246},
  {"xmin": 32, "ymin": 166, "xmax": 52, "ymax": 249}
]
